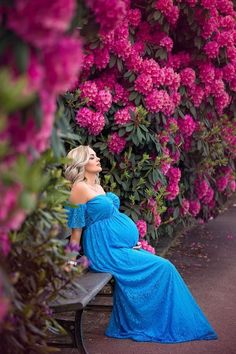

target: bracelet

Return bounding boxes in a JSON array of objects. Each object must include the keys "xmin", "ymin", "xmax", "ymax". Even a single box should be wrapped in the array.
[{"xmin": 67, "ymin": 260, "xmax": 77, "ymax": 266}]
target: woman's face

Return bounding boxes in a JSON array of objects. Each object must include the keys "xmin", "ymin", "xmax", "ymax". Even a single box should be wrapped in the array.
[{"xmin": 85, "ymin": 147, "xmax": 102, "ymax": 173}]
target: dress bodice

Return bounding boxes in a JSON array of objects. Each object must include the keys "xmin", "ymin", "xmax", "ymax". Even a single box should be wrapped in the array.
[{"xmin": 65, "ymin": 192, "xmax": 120, "ymax": 229}]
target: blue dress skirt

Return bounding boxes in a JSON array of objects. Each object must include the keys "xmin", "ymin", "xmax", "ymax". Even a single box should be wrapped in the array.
[{"xmin": 65, "ymin": 192, "xmax": 218, "ymax": 343}]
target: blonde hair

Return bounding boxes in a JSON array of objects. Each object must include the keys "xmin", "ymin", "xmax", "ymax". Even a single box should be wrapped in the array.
[{"xmin": 64, "ymin": 145, "xmax": 100, "ymax": 185}]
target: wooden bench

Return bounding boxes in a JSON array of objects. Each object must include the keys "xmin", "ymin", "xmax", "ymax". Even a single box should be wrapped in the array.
[{"xmin": 48, "ymin": 270, "xmax": 113, "ymax": 354}]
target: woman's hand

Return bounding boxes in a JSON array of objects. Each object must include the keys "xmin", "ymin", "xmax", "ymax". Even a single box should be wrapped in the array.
[
  {"xmin": 133, "ymin": 241, "xmax": 142, "ymax": 250},
  {"xmin": 63, "ymin": 256, "xmax": 78, "ymax": 272}
]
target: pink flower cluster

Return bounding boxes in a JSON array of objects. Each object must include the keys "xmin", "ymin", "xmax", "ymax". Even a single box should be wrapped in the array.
[
  {"xmin": 147, "ymin": 198, "xmax": 162, "ymax": 228},
  {"xmin": 86, "ymin": 0, "xmax": 127, "ymax": 33},
  {"xmin": 139, "ymin": 239, "xmax": 156, "ymax": 254},
  {"xmin": 189, "ymin": 199, "xmax": 201, "ymax": 216},
  {"xmin": 136, "ymin": 219, "xmax": 147, "ymax": 238},
  {"xmin": 107, "ymin": 132, "xmax": 126, "ymax": 154},
  {"xmin": 0, "ymin": 183, "xmax": 26, "ymax": 233},
  {"xmin": 180, "ymin": 198, "xmax": 190, "ymax": 216},
  {"xmin": 114, "ymin": 107, "xmax": 134, "ymax": 125},
  {"xmin": 178, "ymin": 115, "xmax": 196, "ymax": 137},
  {"xmin": 76, "ymin": 108, "xmax": 105, "ymax": 136},
  {"xmin": 166, "ymin": 167, "xmax": 181, "ymax": 201}
]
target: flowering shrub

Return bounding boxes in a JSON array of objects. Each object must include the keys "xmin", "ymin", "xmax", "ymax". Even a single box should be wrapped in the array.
[
  {"xmin": 0, "ymin": 0, "xmax": 236, "ymax": 351},
  {"xmin": 65, "ymin": 0, "xmax": 236, "ymax": 244}
]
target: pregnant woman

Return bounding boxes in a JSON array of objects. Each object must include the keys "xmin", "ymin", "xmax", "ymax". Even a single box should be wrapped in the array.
[{"xmin": 64, "ymin": 145, "xmax": 218, "ymax": 343}]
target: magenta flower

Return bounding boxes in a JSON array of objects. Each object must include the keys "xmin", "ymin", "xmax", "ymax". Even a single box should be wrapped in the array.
[
  {"xmin": 86, "ymin": 0, "xmax": 127, "ymax": 33},
  {"xmin": 180, "ymin": 199, "xmax": 190, "ymax": 216},
  {"xmin": 145, "ymin": 90, "xmax": 164, "ymax": 113},
  {"xmin": 7, "ymin": 0, "xmax": 76, "ymax": 48},
  {"xmin": 194, "ymin": 178, "xmax": 209, "ymax": 200},
  {"xmin": 178, "ymin": 115, "xmax": 196, "ymax": 137},
  {"xmin": 136, "ymin": 220, "xmax": 147, "ymax": 238},
  {"xmin": 180, "ymin": 68, "xmax": 196, "ymax": 87},
  {"xmin": 128, "ymin": 8, "xmax": 141, "ymax": 27},
  {"xmin": 94, "ymin": 90, "xmax": 112, "ymax": 113},
  {"xmin": 134, "ymin": 74, "xmax": 153, "ymax": 96},
  {"xmin": 216, "ymin": 176, "xmax": 228, "ymax": 192},
  {"xmin": 108, "ymin": 133, "xmax": 126, "ymax": 154},
  {"xmin": 80, "ymin": 81, "xmax": 98, "ymax": 104},
  {"xmin": 114, "ymin": 107, "xmax": 133, "ymax": 125},
  {"xmin": 0, "ymin": 232, "xmax": 10, "ymax": 256},
  {"xmin": 189, "ymin": 200, "xmax": 201, "ymax": 217},
  {"xmin": 43, "ymin": 36, "xmax": 83, "ymax": 95}
]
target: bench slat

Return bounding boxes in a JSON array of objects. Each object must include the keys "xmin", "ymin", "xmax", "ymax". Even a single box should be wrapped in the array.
[{"xmin": 50, "ymin": 272, "xmax": 112, "ymax": 313}]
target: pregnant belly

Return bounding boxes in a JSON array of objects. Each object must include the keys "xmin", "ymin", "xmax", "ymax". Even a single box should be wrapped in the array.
[{"xmin": 109, "ymin": 212, "xmax": 139, "ymax": 247}]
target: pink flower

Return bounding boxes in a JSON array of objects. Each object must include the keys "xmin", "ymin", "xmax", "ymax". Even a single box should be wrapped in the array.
[
  {"xmin": 165, "ymin": 117, "xmax": 178, "ymax": 133},
  {"xmin": 216, "ymin": 176, "xmax": 228, "ymax": 192},
  {"xmin": 80, "ymin": 81, "xmax": 98, "ymax": 104},
  {"xmin": 180, "ymin": 68, "xmax": 196, "ymax": 87},
  {"xmin": 170, "ymin": 149, "xmax": 180, "ymax": 163},
  {"xmin": 108, "ymin": 132, "xmax": 126, "ymax": 154},
  {"xmin": 180, "ymin": 199, "xmax": 190, "ymax": 216},
  {"xmin": 114, "ymin": 107, "xmax": 133, "ymax": 125},
  {"xmin": 178, "ymin": 115, "xmax": 196, "ymax": 137},
  {"xmin": 229, "ymin": 180, "xmax": 236, "ymax": 192},
  {"xmin": 145, "ymin": 90, "xmax": 164, "ymax": 113},
  {"xmin": 204, "ymin": 41, "xmax": 219, "ymax": 59},
  {"xmin": 136, "ymin": 220, "xmax": 147, "ymax": 238},
  {"xmin": 94, "ymin": 90, "xmax": 112, "ymax": 113},
  {"xmin": 93, "ymin": 47, "xmax": 110, "ymax": 70},
  {"xmin": 223, "ymin": 63, "xmax": 235, "ymax": 82},
  {"xmin": 88, "ymin": 112, "xmax": 105, "ymax": 135},
  {"xmin": 128, "ymin": 8, "xmax": 141, "ymax": 27},
  {"xmin": 198, "ymin": 63, "xmax": 215, "ymax": 85},
  {"xmin": 113, "ymin": 83, "xmax": 129, "ymax": 104},
  {"xmin": 43, "ymin": 36, "xmax": 83, "ymax": 95},
  {"xmin": 194, "ymin": 178, "xmax": 209, "ymax": 200},
  {"xmin": 159, "ymin": 36, "xmax": 173, "ymax": 52},
  {"xmin": 141, "ymin": 59, "xmax": 164, "ymax": 86},
  {"xmin": 147, "ymin": 198, "xmax": 156, "ymax": 211},
  {"xmin": 215, "ymin": 91, "xmax": 230, "ymax": 115},
  {"xmin": 76, "ymin": 108, "xmax": 105, "ymax": 135},
  {"xmin": 76, "ymin": 107, "xmax": 93, "ymax": 128},
  {"xmin": 0, "ymin": 232, "xmax": 10, "ymax": 256},
  {"xmin": 139, "ymin": 239, "xmax": 155, "ymax": 254},
  {"xmin": 161, "ymin": 162, "xmax": 171, "ymax": 175},
  {"xmin": 154, "ymin": 213, "xmax": 161, "ymax": 228},
  {"xmin": 167, "ymin": 167, "xmax": 181, "ymax": 183},
  {"xmin": 166, "ymin": 182, "xmax": 180, "ymax": 200},
  {"xmin": 7, "ymin": 0, "xmax": 76, "ymax": 48},
  {"xmin": 86, "ymin": 0, "xmax": 127, "ymax": 33},
  {"xmin": 188, "ymin": 85, "xmax": 204, "ymax": 107},
  {"xmin": 189, "ymin": 200, "xmax": 201, "ymax": 216},
  {"xmin": 134, "ymin": 74, "xmax": 153, "ymax": 95},
  {"xmin": 202, "ymin": 186, "xmax": 214, "ymax": 205},
  {"xmin": 82, "ymin": 53, "xmax": 95, "ymax": 72}
]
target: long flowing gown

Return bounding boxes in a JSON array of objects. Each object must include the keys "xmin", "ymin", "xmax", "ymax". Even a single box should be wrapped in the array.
[{"xmin": 65, "ymin": 192, "xmax": 218, "ymax": 343}]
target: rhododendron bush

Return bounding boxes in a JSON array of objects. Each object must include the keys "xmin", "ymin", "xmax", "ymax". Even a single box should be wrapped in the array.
[
  {"xmin": 66, "ymin": 0, "xmax": 236, "ymax": 242},
  {"xmin": 0, "ymin": 0, "xmax": 236, "ymax": 352}
]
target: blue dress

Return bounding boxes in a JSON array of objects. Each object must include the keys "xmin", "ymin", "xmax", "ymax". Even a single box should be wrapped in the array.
[{"xmin": 65, "ymin": 192, "xmax": 218, "ymax": 343}]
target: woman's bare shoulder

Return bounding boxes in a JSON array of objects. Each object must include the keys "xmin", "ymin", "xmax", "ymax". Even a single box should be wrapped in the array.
[{"xmin": 69, "ymin": 181, "xmax": 90, "ymax": 204}]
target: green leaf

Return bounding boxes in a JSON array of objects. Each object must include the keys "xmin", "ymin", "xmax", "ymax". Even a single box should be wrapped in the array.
[
  {"xmin": 109, "ymin": 55, "xmax": 116, "ymax": 68},
  {"xmin": 129, "ymin": 91, "xmax": 138, "ymax": 101},
  {"xmin": 153, "ymin": 10, "xmax": 161, "ymax": 21},
  {"xmin": 173, "ymin": 207, "xmax": 179, "ymax": 219},
  {"xmin": 117, "ymin": 58, "xmax": 123, "ymax": 72}
]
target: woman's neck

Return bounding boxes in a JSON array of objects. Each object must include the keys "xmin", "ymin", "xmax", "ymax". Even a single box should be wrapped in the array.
[{"xmin": 84, "ymin": 173, "xmax": 96, "ymax": 185}]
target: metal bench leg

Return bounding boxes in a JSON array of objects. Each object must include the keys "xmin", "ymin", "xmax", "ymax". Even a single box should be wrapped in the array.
[{"xmin": 74, "ymin": 309, "xmax": 88, "ymax": 354}]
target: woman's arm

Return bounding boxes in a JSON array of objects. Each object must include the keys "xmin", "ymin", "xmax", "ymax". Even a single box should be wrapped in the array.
[{"xmin": 71, "ymin": 227, "xmax": 82, "ymax": 245}]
